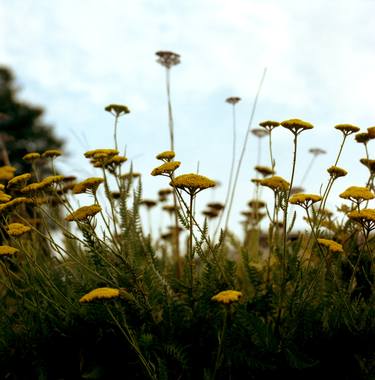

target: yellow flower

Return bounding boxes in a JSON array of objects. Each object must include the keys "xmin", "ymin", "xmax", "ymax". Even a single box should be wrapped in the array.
[
  {"xmin": 79, "ymin": 287, "xmax": 120, "ymax": 303},
  {"xmin": 41, "ymin": 149, "xmax": 63, "ymax": 158},
  {"xmin": 41, "ymin": 175, "xmax": 65, "ymax": 186},
  {"xmin": 0, "ymin": 197, "xmax": 33, "ymax": 213},
  {"xmin": 155, "ymin": 51, "xmax": 181, "ymax": 68},
  {"xmin": 367, "ymin": 126, "xmax": 375, "ymax": 139},
  {"xmin": 211, "ymin": 290, "xmax": 242, "ymax": 304},
  {"xmin": 140, "ymin": 199, "xmax": 157, "ymax": 208},
  {"xmin": 0, "ymin": 245, "xmax": 19, "ymax": 257},
  {"xmin": 170, "ymin": 173, "xmax": 216, "ymax": 194},
  {"xmin": 6, "ymin": 223, "xmax": 31, "ymax": 237},
  {"xmin": 226, "ymin": 97, "xmax": 241, "ymax": 105},
  {"xmin": 104, "ymin": 104, "xmax": 130, "ymax": 116},
  {"xmin": 21, "ymin": 181, "xmax": 48, "ymax": 194},
  {"xmin": 259, "ymin": 176, "xmax": 290, "ymax": 192},
  {"xmin": 65, "ymin": 204, "xmax": 102, "ymax": 222},
  {"xmin": 254, "ymin": 165, "xmax": 274, "ymax": 177},
  {"xmin": 248, "ymin": 200, "xmax": 266, "ymax": 209},
  {"xmin": 327, "ymin": 166, "xmax": 347, "ymax": 179},
  {"xmin": 156, "ymin": 150, "xmax": 176, "ymax": 161},
  {"xmin": 84, "ymin": 149, "xmax": 119, "ymax": 159},
  {"xmin": 289, "ymin": 193, "xmax": 322, "ymax": 208},
  {"xmin": 347, "ymin": 209, "xmax": 375, "ymax": 231},
  {"xmin": 0, "ymin": 191, "xmax": 12, "ymax": 203},
  {"xmin": 355, "ymin": 132, "xmax": 370, "ymax": 144},
  {"xmin": 7, "ymin": 173, "xmax": 32, "ymax": 188},
  {"xmin": 317, "ymin": 238, "xmax": 344, "ymax": 253},
  {"xmin": 151, "ymin": 161, "xmax": 181, "ymax": 176},
  {"xmin": 334, "ymin": 124, "xmax": 360, "ymax": 136},
  {"xmin": 120, "ymin": 172, "xmax": 141, "ymax": 180},
  {"xmin": 0, "ymin": 166, "xmax": 16, "ymax": 181},
  {"xmin": 360, "ymin": 158, "xmax": 375, "ymax": 174},
  {"xmin": 259, "ymin": 120, "xmax": 280, "ymax": 131},
  {"xmin": 207, "ymin": 202, "xmax": 225, "ymax": 211},
  {"xmin": 72, "ymin": 177, "xmax": 104, "ymax": 195},
  {"xmin": 0, "ymin": 184, "xmax": 4, "ymax": 190},
  {"xmin": 23, "ymin": 152, "xmax": 40, "ymax": 161},
  {"xmin": 339, "ymin": 186, "xmax": 374, "ymax": 203},
  {"xmin": 280, "ymin": 118, "xmax": 314, "ymax": 134}
]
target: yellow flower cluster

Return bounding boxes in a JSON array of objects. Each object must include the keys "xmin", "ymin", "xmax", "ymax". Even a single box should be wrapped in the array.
[
  {"xmin": 339, "ymin": 186, "xmax": 374, "ymax": 202},
  {"xmin": 104, "ymin": 104, "xmax": 130, "ymax": 116},
  {"xmin": 156, "ymin": 150, "xmax": 175, "ymax": 161},
  {"xmin": 21, "ymin": 176, "xmax": 64, "ymax": 194},
  {"xmin": 151, "ymin": 161, "xmax": 181, "ymax": 176},
  {"xmin": 355, "ymin": 132, "xmax": 371, "ymax": 144},
  {"xmin": 41, "ymin": 149, "xmax": 63, "ymax": 158},
  {"xmin": 6, "ymin": 223, "xmax": 31, "ymax": 237},
  {"xmin": 170, "ymin": 173, "xmax": 216, "ymax": 193},
  {"xmin": 317, "ymin": 238, "xmax": 344, "ymax": 253},
  {"xmin": 259, "ymin": 120, "xmax": 280, "ymax": 131},
  {"xmin": 79, "ymin": 287, "xmax": 120, "ymax": 303},
  {"xmin": 289, "ymin": 193, "xmax": 322, "ymax": 208},
  {"xmin": 348, "ymin": 209, "xmax": 375, "ymax": 231},
  {"xmin": 334, "ymin": 124, "xmax": 360, "ymax": 135},
  {"xmin": 360, "ymin": 159, "xmax": 375, "ymax": 174},
  {"xmin": 211, "ymin": 290, "xmax": 242, "ymax": 304},
  {"xmin": 281, "ymin": 118, "xmax": 314, "ymax": 134},
  {"xmin": 368, "ymin": 126, "xmax": 375, "ymax": 138},
  {"xmin": 84, "ymin": 149, "xmax": 119, "ymax": 159},
  {"xmin": 254, "ymin": 166, "xmax": 274, "ymax": 177},
  {"xmin": 73, "ymin": 177, "xmax": 104, "ymax": 195},
  {"xmin": 226, "ymin": 96, "xmax": 241, "ymax": 105},
  {"xmin": 327, "ymin": 166, "xmax": 348, "ymax": 178},
  {"xmin": 0, "ymin": 166, "xmax": 16, "ymax": 181},
  {"xmin": 22, "ymin": 152, "xmax": 40, "ymax": 161},
  {"xmin": 7, "ymin": 173, "xmax": 32, "ymax": 188},
  {"xmin": 259, "ymin": 176, "xmax": 290, "ymax": 192},
  {"xmin": 0, "ymin": 197, "xmax": 32, "ymax": 213},
  {"xmin": 0, "ymin": 245, "xmax": 19, "ymax": 257},
  {"xmin": 155, "ymin": 51, "xmax": 181, "ymax": 69},
  {"xmin": 65, "ymin": 204, "xmax": 102, "ymax": 222},
  {"xmin": 0, "ymin": 191, "xmax": 12, "ymax": 203}
]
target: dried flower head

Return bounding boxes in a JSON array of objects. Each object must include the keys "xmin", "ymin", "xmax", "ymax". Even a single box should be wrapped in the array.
[
  {"xmin": 65, "ymin": 204, "xmax": 102, "ymax": 222},
  {"xmin": 207, "ymin": 202, "xmax": 225, "ymax": 211},
  {"xmin": 0, "ymin": 245, "xmax": 19, "ymax": 257},
  {"xmin": 104, "ymin": 104, "xmax": 130, "ymax": 117},
  {"xmin": 140, "ymin": 199, "xmax": 157, "ymax": 208},
  {"xmin": 170, "ymin": 173, "xmax": 216, "ymax": 194},
  {"xmin": 22, "ymin": 152, "xmax": 40, "ymax": 161},
  {"xmin": 225, "ymin": 97, "xmax": 241, "ymax": 105},
  {"xmin": 202, "ymin": 209, "xmax": 219, "ymax": 219},
  {"xmin": 260, "ymin": 176, "xmax": 290, "ymax": 192},
  {"xmin": 367, "ymin": 126, "xmax": 375, "ymax": 139},
  {"xmin": 79, "ymin": 287, "xmax": 120, "ymax": 303},
  {"xmin": 156, "ymin": 150, "xmax": 176, "ymax": 161},
  {"xmin": 360, "ymin": 158, "xmax": 375, "ymax": 174},
  {"xmin": 255, "ymin": 165, "xmax": 274, "ymax": 177},
  {"xmin": 290, "ymin": 186, "xmax": 305, "ymax": 195},
  {"xmin": 251, "ymin": 128, "xmax": 269, "ymax": 138},
  {"xmin": 259, "ymin": 120, "xmax": 280, "ymax": 131},
  {"xmin": 327, "ymin": 166, "xmax": 348, "ymax": 179},
  {"xmin": 334, "ymin": 124, "xmax": 360, "ymax": 136},
  {"xmin": 151, "ymin": 161, "xmax": 181, "ymax": 176},
  {"xmin": 73, "ymin": 177, "xmax": 104, "ymax": 195},
  {"xmin": 317, "ymin": 238, "xmax": 344, "ymax": 253},
  {"xmin": 355, "ymin": 132, "xmax": 371, "ymax": 144},
  {"xmin": 309, "ymin": 148, "xmax": 326, "ymax": 156},
  {"xmin": 211, "ymin": 290, "xmax": 242, "ymax": 304},
  {"xmin": 289, "ymin": 193, "xmax": 322, "ymax": 209},
  {"xmin": 6, "ymin": 223, "xmax": 31, "ymax": 237},
  {"xmin": 339, "ymin": 186, "xmax": 374, "ymax": 203},
  {"xmin": 248, "ymin": 200, "xmax": 266, "ymax": 209},
  {"xmin": 156, "ymin": 51, "xmax": 181, "ymax": 68},
  {"xmin": 41, "ymin": 149, "xmax": 62, "ymax": 158},
  {"xmin": 158, "ymin": 188, "xmax": 173, "ymax": 197},
  {"xmin": 7, "ymin": 173, "xmax": 32, "ymax": 189},
  {"xmin": 281, "ymin": 118, "xmax": 314, "ymax": 134}
]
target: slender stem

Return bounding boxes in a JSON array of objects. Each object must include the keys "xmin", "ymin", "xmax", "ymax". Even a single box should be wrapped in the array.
[
  {"xmin": 166, "ymin": 68, "xmax": 175, "ymax": 151},
  {"xmin": 188, "ymin": 193, "xmax": 194, "ymax": 301},
  {"xmin": 211, "ymin": 307, "xmax": 228, "ymax": 380},
  {"xmin": 114, "ymin": 115, "xmax": 119, "ymax": 151}
]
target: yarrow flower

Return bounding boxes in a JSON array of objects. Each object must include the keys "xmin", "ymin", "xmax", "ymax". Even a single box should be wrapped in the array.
[
  {"xmin": 0, "ymin": 191, "xmax": 11, "ymax": 203},
  {"xmin": 355, "ymin": 132, "xmax": 371, "ymax": 144},
  {"xmin": 155, "ymin": 51, "xmax": 181, "ymax": 68},
  {"xmin": 339, "ymin": 186, "xmax": 374, "ymax": 203},
  {"xmin": 251, "ymin": 128, "xmax": 269, "ymax": 138},
  {"xmin": 104, "ymin": 104, "xmax": 130, "ymax": 117},
  {"xmin": 317, "ymin": 238, "xmax": 344, "ymax": 253},
  {"xmin": 360, "ymin": 158, "xmax": 375, "ymax": 174},
  {"xmin": 140, "ymin": 199, "xmax": 157, "ymax": 208},
  {"xmin": 151, "ymin": 161, "xmax": 180, "ymax": 176},
  {"xmin": 309, "ymin": 148, "xmax": 326, "ymax": 156},
  {"xmin": 22, "ymin": 152, "xmax": 40, "ymax": 161},
  {"xmin": 65, "ymin": 204, "xmax": 102, "ymax": 222},
  {"xmin": 6, "ymin": 223, "xmax": 31, "ymax": 237},
  {"xmin": 207, "ymin": 202, "xmax": 225, "ymax": 211},
  {"xmin": 280, "ymin": 118, "xmax": 314, "ymax": 134},
  {"xmin": 334, "ymin": 124, "xmax": 360, "ymax": 136},
  {"xmin": 259, "ymin": 176, "xmax": 290, "ymax": 192},
  {"xmin": 347, "ymin": 209, "xmax": 375, "ymax": 232},
  {"xmin": 79, "ymin": 287, "xmax": 120, "ymax": 303},
  {"xmin": 327, "ymin": 166, "xmax": 348, "ymax": 179},
  {"xmin": 73, "ymin": 177, "xmax": 104, "ymax": 195},
  {"xmin": 170, "ymin": 173, "xmax": 216, "ymax": 194},
  {"xmin": 156, "ymin": 150, "xmax": 175, "ymax": 161},
  {"xmin": 0, "ymin": 197, "xmax": 33, "ymax": 213},
  {"xmin": 41, "ymin": 149, "xmax": 63, "ymax": 158},
  {"xmin": 0, "ymin": 166, "xmax": 16, "ymax": 181},
  {"xmin": 7, "ymin": 173, "xmax": 32, "ymax": 188},
  {"xmin": 211, "ymin": 290, "xmax": 242, "ymax": 304},
  {"xmin": 84, "ymin": 149, "xmax": 119, "ymax": 159},
  {"xmin": 259, "ymin": 120, "xmax": 280, "ymax": 131},
  {"xmin": 367, "ymin": 126, "xmax": 375, "ymax": 139},
  {"xmin": 225, "ymin": 96, "xmax": 241, "ymax": 105},
  {"xmin": 254, "ymin": 165, "xmax": 274, "ymax": 177},
  {"xmin": 0, "ymin": 245, "xmax": 19, "ymax": 257},
  {"xmin": 289, "ymin": 193, "xmax": 322, "ymax": 209}
]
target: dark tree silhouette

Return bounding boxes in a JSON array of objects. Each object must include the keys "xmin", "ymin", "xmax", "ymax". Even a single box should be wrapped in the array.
[{"xmin": 0, "ymin": 66, "xmax": 64, "ymax": 173}]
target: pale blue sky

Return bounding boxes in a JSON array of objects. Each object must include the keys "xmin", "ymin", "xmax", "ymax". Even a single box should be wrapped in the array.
[{"xmin": 1, "ymin": 0, "xmax": 374, "ymax": 235}]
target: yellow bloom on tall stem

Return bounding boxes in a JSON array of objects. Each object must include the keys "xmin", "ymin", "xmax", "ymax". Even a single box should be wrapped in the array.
[
  {"xmin": 211, "ymin": 290, "xmax": 242, "ymax": 304},
  {"xmin": 289, "ymin": 193, "xmax": 322, "ymax": 209},
  {"xmin": 156, "ymin": 150, "xmax": 175, "ymax": 162},
  {"xmin": 73, "ymin": 177, "xmax": 104, "ymax": 195},
  {"xmin": 334, "ymin": 124, "xmax": 360, "ymax": 136},
  {"xmin": 6, "ymin": 223, "xmax": 31, "ymax": 237},
  {"xmin": 339, "ymin": 186, "xmax": 374, "ymax": 203},
  {"xmin": 317, "ymin": 238, "xmax": 344, "ymax": 253},
  {"xmin": 79, "ymin": 287, "xmax": 120, "ymax": 303},
  {"xmin": 170, "ymin": 173, "xmax": 216, "ymax": 195},
  {"xmin": 0, "ymin": 245, "xmax": 19, "ymax": 257},
  {"xmin": 151, "ymin": 161, "xmax": 180, "ymax": 176},
  {"xmin": 65, "ymin": 204, "xmax": 102, "ymax": 222}
]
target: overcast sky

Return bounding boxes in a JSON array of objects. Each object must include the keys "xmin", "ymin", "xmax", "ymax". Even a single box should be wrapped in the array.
[{"xmin": 1, "ymin": 0, "xmax": 374, "ymax": 235}]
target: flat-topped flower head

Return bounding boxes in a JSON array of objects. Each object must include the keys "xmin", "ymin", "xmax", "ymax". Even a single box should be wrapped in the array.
[
  {"xmin": 251, "ymin": 128, "xmax": 269, "ymax": 138},
  {"xmin": 202, "ymin": 209, "xmax": 219, "ymax": 219},
  {"xmin": 170, "ymin": 173, "xmax": 216, "ymax": 194},
  {"xmin": 21, "ymin": 181, "xmax": 48, "ymax": 194},
  {"xmin": 317, "ymin": 238, "xmax": 344, "ymax": 253},
  {"xmin": 22, "ymin": 152, "xmax": 40, "ymax": 162},
  {"xmin": 163, "ymin": 204, "xmax": 179, "ymax": 214},
  {"xmin": 348, "ymin": 209, "xmax": 375, "ymax": 232},
  {"xmin": 290, "ymin": 186, "xmax": 305, "ymax": 195},
  {"xmin": 156, "ymin": 150, "xmax": 175, "ymax": 162},
  {"xmin": 7, "ymin": 173, "xmax": 32, "ymax": 189},
  {"xmin": 339, "ymin": 186, "xmax": 374, "ymax": 203},
  {"xmin": 281, "ymin": 118, "xmax": 314, "ymax": 134},
  {"xmin": 211, "ymin": 290, "xmax": 242, "ymax": 304},
  {"xmin": 158, "ymin": 188, "xmax": 173, "ymax": 197},
  {"xmin": 309, "ymin": 148, "xmax": 326, "ymax": 156},
  {"xmin": 255, "ymin": 165, "xmax": 274, "ymax": 177},
  {"xmin": 0, "ymin": 245, "xmax": 19, "ymax": 257},
  {"xmin": 259, "ymin": 120, "xmax": 280, "ymax": 131},
  {"xmin": 248, "ymin": 200, "xmax": 266, "ymax": 209},
  {"xmin": 105, "ymin": 104, "xmax": 130, "ymax": 117},
  {"xmin": 327, "ymin": 166, "xmax": 348, "ymax": 179},
  {"xmin": 355, "ymin": 132, "xmax": 371, "ymax": 144},
  {"xmin": 156, "ymin": 51, "xmax": 181, "ymax": 68},
  {"xmin": 42, "ymin": 175, "xmax": 65, "ymax": 186},
  {"xmin": 42, "ymin": 149, "xmax": 62, "ymax": 158},
  {"xmin": 0, "ymin": 191, "xmax": 11, "ymax": 203},
  {"xmin": 225, "ymin": 96, "xmax": 241, "ymax": 105},
  {"xmin": 0, "ymin": 166, "xmax": 16, "ymax": 181},
  {"xmin": 334, "ymin": 124, "xmax": 360, "ymax": 136},
  {"xmin": 207, "ymin": 202, "xmax": 225, "ymax": 211},
  {"xmin": 120, "ymin": 172, "xmax": 141, "ymax": 180},
  {"xmin": 0, "ymin": 197, "xmax": 32, "ymax": 213},
  {"xmin": 360, "ymin": 158, "xmax": 375, "ymax": 174},
  {"xmin": 260, "ymin": 175, "xmax": 290, "ymax": 192},
  {"xmin": 6, "ymin": 222, "xmax": 31, "ymax": 237},
  {"xmin": 79, "ymin": 287, "xmax": 120, "ymax": 303},
  {"xmin": 367, "ymin": 126, "xmax": 375, "ymax": 139},
  {"xmin": 73, "ymin": 177, "xmax": 104, "ymax": 195},
  {"xmin": 289, "ymin": 193, "xmax": 322, "ymax": 209},
  {"xmin": 65, "ymin": 204, "xmax": 102, "ymax": 222},
  {"xmin": 151, "ymin": 161, "xmax": 180, "ymax": 176},
  {"xmin": 140, "ymin": 199, "xmax": 157, "ymax": 208},
  {"xmin": 84, "ymin": 149, "xmax": 119, "ymax": 159}
]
